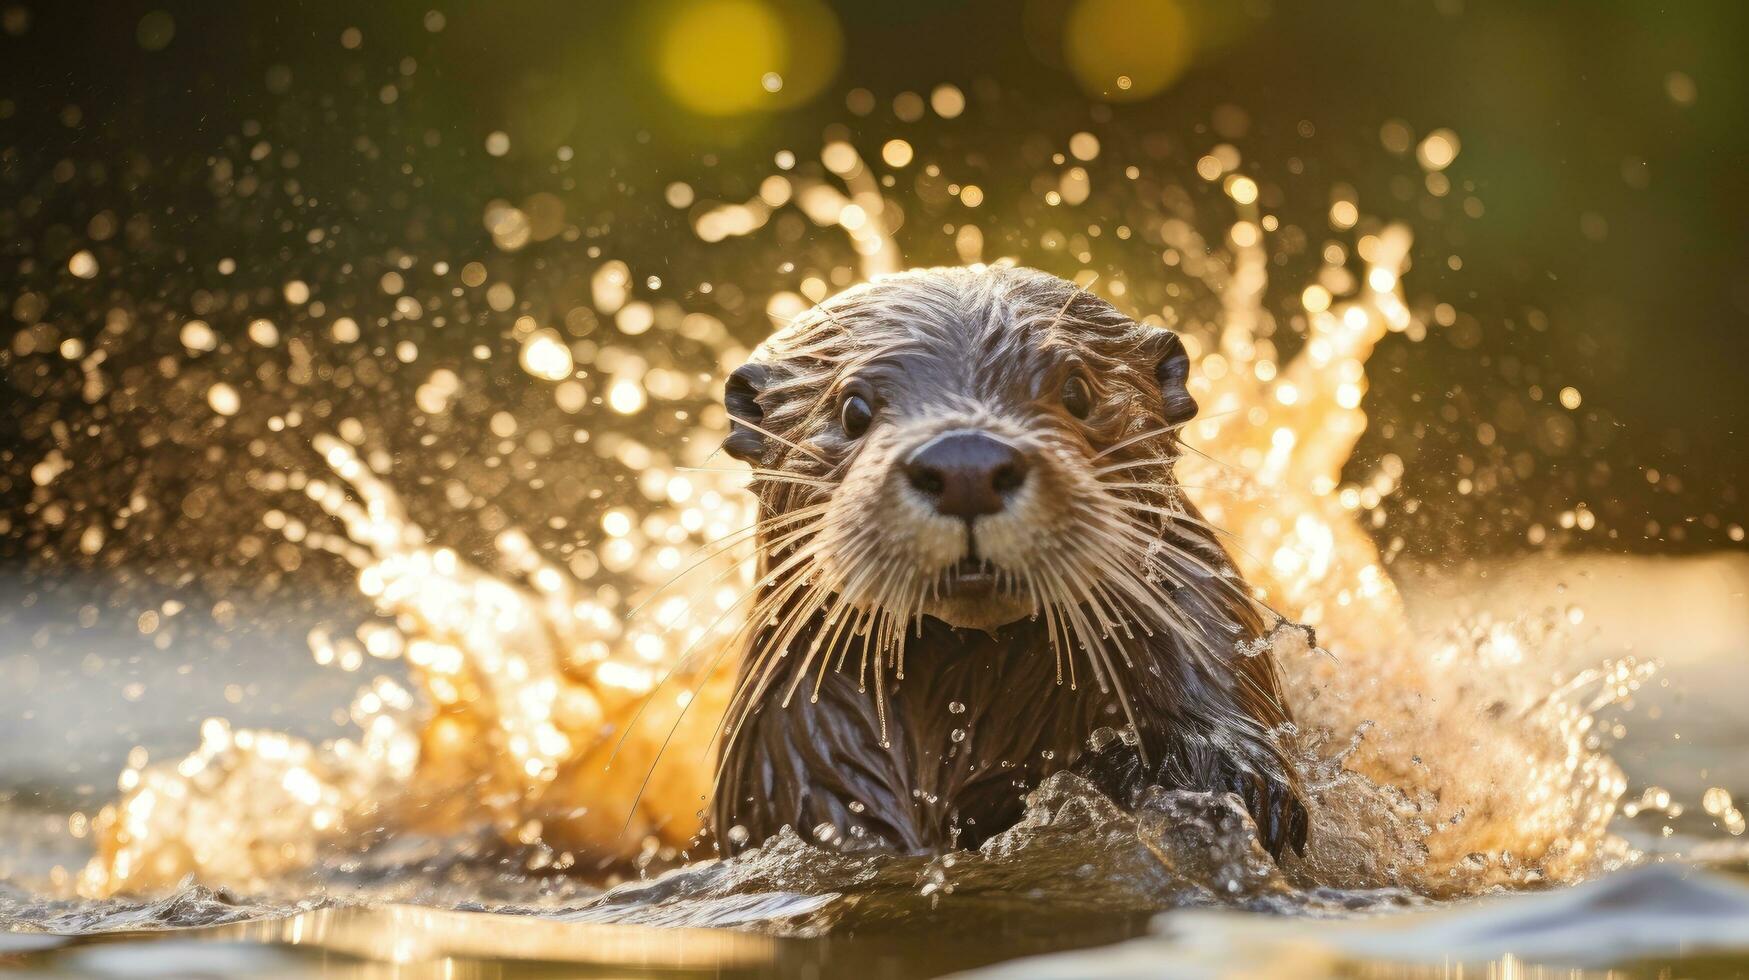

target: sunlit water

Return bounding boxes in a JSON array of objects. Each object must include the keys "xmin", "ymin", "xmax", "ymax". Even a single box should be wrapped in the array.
[{"xmin": 3, "ymin": 77, "xmax": 1747, "ymax": 977}]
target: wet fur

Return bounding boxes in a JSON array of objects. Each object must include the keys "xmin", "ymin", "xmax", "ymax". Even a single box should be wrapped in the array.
[{"xmin": 711, "ymin": 266, "xmax": 1308, "ymax": 859}]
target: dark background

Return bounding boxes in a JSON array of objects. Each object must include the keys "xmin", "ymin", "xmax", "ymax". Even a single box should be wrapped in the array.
[{"xmin": 2, "ymin": 0, "xmax": 1745, "ymax": 571}]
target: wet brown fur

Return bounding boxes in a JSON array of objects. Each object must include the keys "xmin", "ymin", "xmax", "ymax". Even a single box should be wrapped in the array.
[{"xmin": 711, "ymin": 266, "xmax": 1307, "ymax": 859}]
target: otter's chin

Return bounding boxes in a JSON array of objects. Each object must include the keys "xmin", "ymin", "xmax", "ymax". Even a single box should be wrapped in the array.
[{"xmin": 921, "ymin": 591, "xmax": 1034, "ymax": 634}]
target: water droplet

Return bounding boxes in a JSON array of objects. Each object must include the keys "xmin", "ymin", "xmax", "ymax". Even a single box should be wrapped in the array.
[
  {"xmin": 67, "ymin": 250, "xmax": 99, "ymax": 279},
  {"xmin": 726, "ymin": 825, "xmax": 750, "ymax": 846},
  {"xmin": 947, "ymin": 700, "xmax": 965, "ymax": 714},
  {"xmin": 179, "ymin": 320, "xmax": 216, "ymax": 353},
  {"xmin": 206, "ymin": 382, "xmax": 240, "ymax": 416},
  {"xmin": 519, "ymin": 329, "xmax": 573, "ymax": 382}
]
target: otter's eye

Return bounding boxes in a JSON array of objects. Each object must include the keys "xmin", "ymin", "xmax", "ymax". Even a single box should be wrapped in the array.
[
  {"xmin": 1061, "ymin": 374, "xmax": 1095, "ymax": 419},
  {"xmin": 840, "ymin": 394, "xmax": 874, "ymax": 438}
]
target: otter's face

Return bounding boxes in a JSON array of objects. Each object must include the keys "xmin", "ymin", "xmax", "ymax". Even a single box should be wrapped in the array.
[{"xmin": 722, "ymin": 267, "xmax": 1198, "ymax": 635}]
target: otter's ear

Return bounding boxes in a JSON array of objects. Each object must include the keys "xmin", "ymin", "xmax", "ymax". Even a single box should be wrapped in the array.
[
  {"xmin": 723, "ymin": 362, "xmax": 773, "ymax": 463},
  {"xmin": 1152, "ymin": 331, "xmax": 1198, "ymax": 426}
]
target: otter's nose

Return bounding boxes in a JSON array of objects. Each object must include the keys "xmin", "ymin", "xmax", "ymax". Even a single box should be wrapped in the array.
[{"xmin": 904, "ymin": 433, "xmax": 1030, "ymax": 519}]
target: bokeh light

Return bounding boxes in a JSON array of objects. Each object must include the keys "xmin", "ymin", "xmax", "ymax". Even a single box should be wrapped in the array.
[
  {"xmin": 1063, "ymin": 0, "xmax": 1191, "ymax": 101},
  {"xmin": 648, "ymin": 0, "xmax": 842, "ymax": 116}
]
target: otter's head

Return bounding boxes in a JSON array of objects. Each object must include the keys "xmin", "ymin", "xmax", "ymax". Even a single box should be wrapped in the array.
[{"xmin": 723, "ymin": 266, "xmax": 1200, "ymax": 638}]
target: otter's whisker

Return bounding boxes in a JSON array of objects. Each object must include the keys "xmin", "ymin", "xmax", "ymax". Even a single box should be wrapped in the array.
[
  {"xmin": 1082, "ymin": 518, "xmax": 1245, "ymax": 651},
  {"xmin": 717, "ymin": 573, "xmax": 837, "ymax": 762},
  {"xmin": 1039, "ymin": 573, "xmax": 1076, "ymax": 691},
  {"xmin": 1095, "ymin": 480, "xmax": 1264, "ymax": 497},
  {"xmin": 859, "ymin": 552, "xmax": 915, "ymax": 680},
  {"xmin": 887, "ymin": 577, "xmax": 915, "ymax": 666},
  {"xmin": 606, "ymin": 524, "xmax": 830, "ymax": 773},
  {"xmin": 619, "ymin": 565, "xmax": 840, "ymax": 832},
  {"xmin": 1087, "ymin": 578, "xmax": 1143, "ymax": 646},
  {"xmin": 1089, "ymin": 419, "xmax": 1195, "ymax": 461},
  {"xmin": 1061, "ymin": 518, "xmax": 1197, "ymax": 639},
  {"xmin": 1033, "ymin": 558, "xmax": 1109, "ymax": 695},
  {"xmin": 621, "ymin": 553, "xmax": 828, "ymax": 832},
  {"xmin": 725, "ymin": 414, "xmax": 833, "ymax": 467},
  {"xmin": 855, "ymin": 605, "xmax": 876, "ymax": 695},
  {"xmin": 1131, "ymin": 521, "xmax": 1273, "ymax": 619},
  {"xmin": 1036, "ymin": 543, "xmax": 1152, "ymax": 765},
  {"xmin": 814, "ymin": 602, "xmax": 873, "ymax": 702},
  {"xmin": 662, "ymin": 535, "xmax": 831, "ymax": 729},
  {"xmin": 1091, "ymin": 635, "xmax": 1150, "ymax": 769},
  {"xmin": 1175, "ymin": 440, "xmax": 1244, "ymax": 475},
  {"xmin": 677, "ymin": 466, "xmax": 841, "ymax": 490},
  {"xmin": 1063, "ymin": 552, "xmax": 1127, "ymax": 647},
  {"xmin": 782, "ymin": 591, "xmax": 853, "ymax": 708},
  {"xmin": 788, "ymin": 539, "xmax": 896, "ymax": 703},
  {"xmin": 871, "ymin": 604, "xmax": 894, "ymax": 747},
  {"xmin": 823, "ymin": 530, "xmax": 895, "ymax": 681},
  {"xmin": 626, "ymin": 504, "xmax": 831, "ymax": 620},
  {"xmin": 1061, "ymin": 562, "xmax": 1128, "ymax": 678},
  {"xmin": 1088, "ymin": 407, "xmax": 1246, "ymax": 467},
  {"xmin": 1107, "ymin": 497, "xmax": 1270, "ymax": 573},
  {"xmin": 1018, "ymin": 570, "xmax": 1064, "ymax": 686},
  {"xmin": 1092, "ymin": 456, "xmax": 1178, "ymax": 478}
]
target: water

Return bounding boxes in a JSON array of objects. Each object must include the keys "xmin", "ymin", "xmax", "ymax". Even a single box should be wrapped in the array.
[{"xmin": 4, "ymin": 17, "xmax": 1749, "ymax": 975}]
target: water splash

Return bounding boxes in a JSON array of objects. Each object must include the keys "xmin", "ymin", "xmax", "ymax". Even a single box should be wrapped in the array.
[{"xmin": 0, "ymin": 110, "xmax": 1650, "ymax": 907}]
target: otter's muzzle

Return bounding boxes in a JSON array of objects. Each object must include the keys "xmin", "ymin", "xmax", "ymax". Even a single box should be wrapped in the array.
[{"xmin": 903, "ymin": 431, "xmax": 1030, "ymax": 519}]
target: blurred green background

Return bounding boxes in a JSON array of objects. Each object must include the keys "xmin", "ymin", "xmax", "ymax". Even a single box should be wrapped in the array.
[{"xmin": 1, "ymin": 0, "xmax": 1744, "ymax": 562}]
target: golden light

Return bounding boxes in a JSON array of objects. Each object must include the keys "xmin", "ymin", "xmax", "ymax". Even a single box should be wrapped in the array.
[
  {"xmin": 206, "ymin": 382, "xmax": 241, "ymax": 417},
  {"xmin": 881, "ymin": 139, "xmax": 914, "ymax": 168},
  {"xmin": 650, "ymin": 0, "xmax": 841, "ymax": 117},
  {"xmin": 1063, "ymin": 0, "xmax": 1191, "ymax": 102},
  {"xmin": 820, "ymin": 140, "xmax": 859, "ymax": 174},
  {"xmin": 68, "ymin": 250, "xmax": 99, "ymax": 278},
  {"xmin": 1664, "ymin": 70, "xmax": 1697, "ymax": 106},
  {"xmin": 1416, "ymin": 128, "xmax": 1460, "ymax": 171},
  {"xmin": 1069, "ymin": 131, "xmax": 1100, "ymax": 161},
  {"xmin": 616, "ymin": 302, "xmax": 655, "ymax": 335},
  {"xmin": 518, "ymin": 330, "xmax": 573, "ymax": 382},
  {"xmin": 608, "ymin": 378, "xmax": 646, "ymax": 414},
  {"xmin": 180, "ymin": 320, "xmax": 216, "ymax": 352},
  {"xmin": 67, "ymin": 82, "xmax": 1649, "ymax": 912},
  {"xmin": 248, "ymin": 318, "xmax": 280, "ymax": 347},
  {"xmin": 929, "ymin": 84, "xmax": 965, "ymax": 119}
]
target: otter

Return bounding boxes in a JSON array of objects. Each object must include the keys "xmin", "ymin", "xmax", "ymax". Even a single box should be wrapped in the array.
[{"xmin": 710, "ymin": 266, "xmax": 1307, "ymax": 860}]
